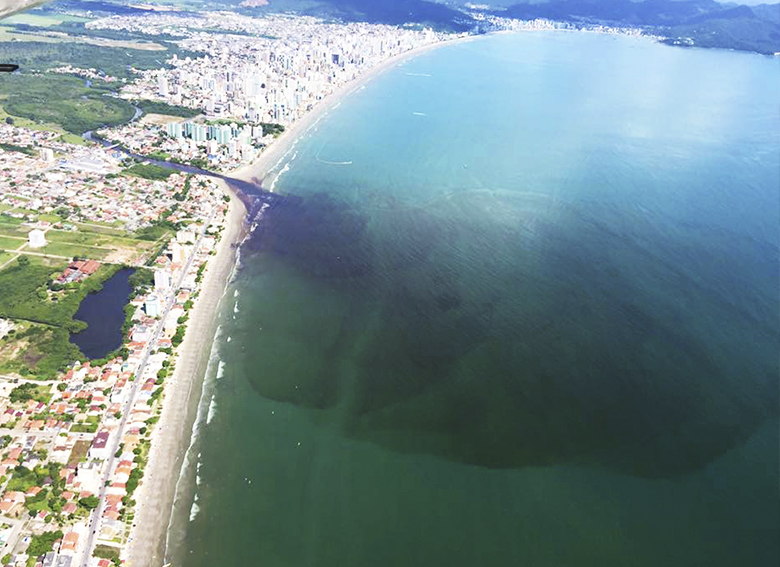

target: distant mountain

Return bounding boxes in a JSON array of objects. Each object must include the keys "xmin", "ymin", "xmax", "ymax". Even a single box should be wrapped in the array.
[
  {"xmin": 306, "ymin": 0, "xmax": 475, "ymax": 30},
  {"xmin": 496, "ymin": 0, "xmax": 780, "ymax": 53},
  {"xmin": 46, "ymin": 0, "xmax": 780, "ymax": 53},
  {"xmin": 230, "ymin": 0, "xmax": 477, "ymax": 31}
]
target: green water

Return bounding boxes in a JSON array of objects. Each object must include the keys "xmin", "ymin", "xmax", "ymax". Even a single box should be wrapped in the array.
[{"xmin": 171, "ymin": 32, "xmax": 779, "ymax": 566}]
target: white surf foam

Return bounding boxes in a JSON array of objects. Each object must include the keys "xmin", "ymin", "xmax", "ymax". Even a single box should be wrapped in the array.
[
  {"xmin": 189, "ymin": 494, "xmax": 200, "ymax": 522},
  {"xmin": 206, "ymin": 395, "xmax": 217, "ymax": 425}
]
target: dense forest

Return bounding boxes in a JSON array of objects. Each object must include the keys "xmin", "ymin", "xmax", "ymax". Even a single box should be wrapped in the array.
[{"xmin": 0, "ymin": 71, "xmax": 135, "ymax": 134}]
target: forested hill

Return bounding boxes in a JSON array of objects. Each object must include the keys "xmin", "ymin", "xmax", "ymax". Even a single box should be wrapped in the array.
[
  {"xmin": 229, "ymin": 0, "xmax": 779, "ymax": 53},
  {"xmin": 235, "ymin": 0, "xmax": 477, "ymax": 31},
  {"xmin": 44, "ymin": 0, "xmax": 780, "ymax": 54},
  {"xmin": 496, "ymin": 0, "xmax": 780, "ymax": 54}
]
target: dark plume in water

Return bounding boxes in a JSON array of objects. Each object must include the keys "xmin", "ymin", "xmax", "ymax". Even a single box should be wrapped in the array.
[{"xmin": 238, "ymin": 189, "xmax": 779, "ymax": 479}]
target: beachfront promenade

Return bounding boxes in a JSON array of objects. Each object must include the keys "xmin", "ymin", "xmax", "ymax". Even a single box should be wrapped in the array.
[
  {"xmin": 0, "ymin": 11, "xmax": 467, "ymax": 567},
  {"xmin": 78, "ymin": 206, "xmax": 217, "ymax": 567}
]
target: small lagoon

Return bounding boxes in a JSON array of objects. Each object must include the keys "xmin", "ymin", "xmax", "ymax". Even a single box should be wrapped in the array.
[{"xmin": 70, "ymin": 267, "xmax": 134, "ymax": 360}]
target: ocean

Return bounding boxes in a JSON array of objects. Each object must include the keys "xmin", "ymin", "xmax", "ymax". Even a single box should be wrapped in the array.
[{"xmin": 167, "ymin": 31, "xmax": 780, "ymax": 566}]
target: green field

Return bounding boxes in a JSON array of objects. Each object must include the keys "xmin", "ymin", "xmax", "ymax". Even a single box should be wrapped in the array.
[
  {"xmin": 46, "ymin": 229, "xmax": 151, "ymax": 250},
  {"xmin": 35, "ymin": 241, "xmax": 111, "ymax": 261},
  {"xmin": 0, "ymin": 222, "xmax": 33, "ymax": 237},
  {"xmin": 0, "ymin": 235, "xmax": 26, "ymax": 250},
  {"xmin": 0, "ymin": 251, "xmax": 14, "ymax": 266},
  {"xmin": 0, "ymin": 222, "xmax": 161, "ymax": 264},
  {"xmin": 72, "ymin": 221, "xmax": 126, "ymax": 235}
]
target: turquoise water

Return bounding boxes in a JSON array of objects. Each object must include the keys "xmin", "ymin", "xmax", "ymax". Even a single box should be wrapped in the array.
[{"xmin": 172, "ymin": 32, "xmax": 779, "ymax": 566}]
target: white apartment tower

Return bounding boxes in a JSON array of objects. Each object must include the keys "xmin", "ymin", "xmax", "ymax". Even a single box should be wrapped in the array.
[{"xmin": 154, "ymin": 269, "xmax": 170, "ymax": 292}]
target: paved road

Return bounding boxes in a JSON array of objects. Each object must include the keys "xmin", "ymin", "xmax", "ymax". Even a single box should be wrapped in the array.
[
  {"xmin": 0, "ymin": 374, "xmax": 57, "ymax": 385},
  {"xmin": 0, "ymin": 515, "xmax": 24, "ymax": 558},
  {"xmin": 78, "ymin": 207, "xmax": 216, "ymax": 567}
]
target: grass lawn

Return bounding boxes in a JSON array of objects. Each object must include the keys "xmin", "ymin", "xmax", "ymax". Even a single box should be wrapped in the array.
[
  {"xmin": 0, "ymin": 252, "xmax": 14, "ymax": 267},
  {"xmin": 36, "ymin": 241, "xmax": 112, "ymax": 260},
  {"xmin": 38, "ymin": 214, "xmax": 63, "ymax": 223},
  {"xmin": 0, "ymin": 222, "xmax": 33, "ymax": 237},
  {"xmin": 0, "ymin": 235, "xmax": 25, "ymax": 250},
  {"xmin": 46, "ymin": 228, "xmax": 152, "ymax": 250},
  {"xmin": 123, "ymin": 163, "xmax": 175, "ymax": 180},
  {"xmin": 68, "ymin": 440, "xmax": 91, "ymax": 466},
  {"xmin": 72, "ymin": 221, "xmax": 126, "ymax": 235},
  {"xmin": 71, "ymin": 415, "xmax": 100, "ymax": 433},
  {"xmin": 0, "ymin": 214, "xmax": 25, "ymax": 225}
]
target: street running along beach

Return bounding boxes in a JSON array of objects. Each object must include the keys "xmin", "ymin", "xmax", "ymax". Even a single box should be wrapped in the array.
[
  {"xmin": 123, "ymin": 33, "xmax": 476, "ymax": 567},
  {"xmin": 124, "ymin": 188, "xmax": 245, "ymax": 567},
  {"xmin": 230, "ymin": 34, "xmax": 477, "ymax": 188}
]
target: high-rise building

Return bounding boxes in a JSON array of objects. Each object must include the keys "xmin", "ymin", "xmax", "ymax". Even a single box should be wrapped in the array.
[
  {"xmin": 39, "ymin": 148, "xmax": 54, "ymax": 163},
  {"xmin": 192, "ymin": 124, "xmax": 207, "ymax": 142},
  {"xmin": 166, "ymin": 122, "xmax": 183, "ymax": 139},
  {"xmin": 158, "ymin": 75, "xmax": 169, "ymax": 97},
  {"xmin": 154, "ymin": 270, "xmax": 170, "ymax": 292},
  {"xmin": 145, "ymin": 295, "xmax": 160, "ymax": 318},
  {"xmin": 216, "ymin": 125, "xmax": 232, "ymax": 144}
]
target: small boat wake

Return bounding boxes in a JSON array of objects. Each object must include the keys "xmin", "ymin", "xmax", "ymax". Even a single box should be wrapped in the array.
[
  {"xmin": 316, "ymin": 149, "xmax": 353, "ymax": 165},
  {"xmin": 406, "ymin": 72, "xmax": 432, "ymax": 77},
  {"xmin": 316, "ymin": 156, "xmax": 354, "ymax": 166},
  {"xmin": 413, "ymin": 112, "xmax": 428, "ymax": 117}
]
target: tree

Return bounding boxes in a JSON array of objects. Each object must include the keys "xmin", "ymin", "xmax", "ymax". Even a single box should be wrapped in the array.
[
  {"xmin": 17, "ymin": 255, "xmax": 30, "ymax": 267},
  {"xmin": 79, "ymin": 495, "xmax": 99, "ymax": 510},
  {"xmin": 26, "ymin": 530, "xmax": 63, "ymax": 557},
  {"xmin": 4, "ymin": 117, "xmax": 13, "ymax": 125}
]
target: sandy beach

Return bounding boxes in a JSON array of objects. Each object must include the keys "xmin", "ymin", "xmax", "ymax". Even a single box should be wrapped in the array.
[
  {"xmin": 124, "ymin": 187, "xmax": 245, "ymax": 567},
  {"xmin": 123, "ymin": 32, "xmax": 476, "ymax": 567},
  {"xmin": 230, "ymin": 34, "xmax": 477, "ymax": 187}
]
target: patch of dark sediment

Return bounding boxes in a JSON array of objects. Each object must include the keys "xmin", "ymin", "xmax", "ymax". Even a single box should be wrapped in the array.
[{"xmin": 236, "ymin": 189, "xmax": 780, "ymax": 478}]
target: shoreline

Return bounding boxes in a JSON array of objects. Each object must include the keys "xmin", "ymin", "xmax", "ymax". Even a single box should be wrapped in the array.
[
  {"xmin": 228, "ymin": 33, "xmax": 478, "ymax": 187},
  {"xmin": 126, "ymin": 31, "xmax": 478, "ymax": 567},
  {"xmin": 124, "ymin": 184, "xmax": 246, "ymax": 567}
]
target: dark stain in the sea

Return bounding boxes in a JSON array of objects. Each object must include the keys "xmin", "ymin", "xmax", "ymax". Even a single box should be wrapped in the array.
[
  {"xmin": 250, "ymin": 192, "xmax": 373, "ymax": 279},
  {"xmin": 238, "ymin": 189, "xmax": 780, "ymax": 479}
]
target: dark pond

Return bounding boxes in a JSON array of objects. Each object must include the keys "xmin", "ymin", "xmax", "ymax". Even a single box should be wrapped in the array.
[{"xmin": 70, "ymin": 268, "xmax": 134, "ymax": 360}]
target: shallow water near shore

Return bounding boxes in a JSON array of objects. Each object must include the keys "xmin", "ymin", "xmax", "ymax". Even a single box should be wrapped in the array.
[{"xmin": 172, "ymin": 32, "xmax": 779, "ymax": 566}]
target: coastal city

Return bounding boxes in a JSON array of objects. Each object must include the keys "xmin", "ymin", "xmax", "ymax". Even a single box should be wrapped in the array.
[
  {"xmin": 1, "ymin": 114, "xmax": 230, "ymax": 567},
  {"xmin": 89, "ymin": 12, "xmax": 452, "ymax": 170},
  {"xmin": 0, "ymin": 0, "xmax": 778, "ymax": 567},
  {"xmin": 0, "ymin": 8, "xmax": 459, "ymax": 567}
]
